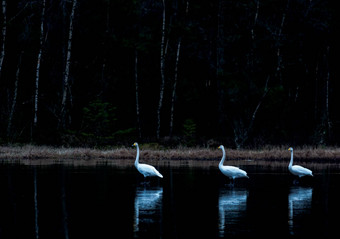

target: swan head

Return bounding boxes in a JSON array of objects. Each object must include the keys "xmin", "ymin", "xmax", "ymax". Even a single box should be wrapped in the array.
[
  {"xmin": 132, "ymin": 142, "xmax": 138, "ymax": 147},
  {"xmin": 218, "ymin": 145, "xmax": 224, "ymax": 150},
  {"xmin": 288, "ymin": 147, "xmax": 293, "ymax": 151}
]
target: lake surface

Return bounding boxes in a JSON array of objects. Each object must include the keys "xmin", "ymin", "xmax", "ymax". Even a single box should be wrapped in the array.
[{"xmin": 0, "ymin": 162, "xmax": 339, "ymax": 238}]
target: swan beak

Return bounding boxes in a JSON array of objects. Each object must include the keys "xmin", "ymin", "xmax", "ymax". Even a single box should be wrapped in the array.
[
  {"xmin": 132, "ymin": 143, "xmax": 136, "ymax": 147},
  {"xmin": 218, "ymin": 146, "xmax": 221, "ymax": 149}
]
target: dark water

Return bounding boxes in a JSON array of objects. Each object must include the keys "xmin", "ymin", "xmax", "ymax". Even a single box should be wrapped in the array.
[{"xmin": 0, "ymin": 163, "xmax": 339, "ymax": 238}]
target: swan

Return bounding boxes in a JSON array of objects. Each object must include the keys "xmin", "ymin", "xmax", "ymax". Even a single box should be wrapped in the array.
[
  {"xmin": 132, "ymin": 142, "xmax": 163, "ymax": 178},
  {"xmin": 288, "ymin": 147, "xmax": 313, "ymax": 177},
  {"xmin": 218, "ymin": 145, "xmax": 248, "ymax": 185}
]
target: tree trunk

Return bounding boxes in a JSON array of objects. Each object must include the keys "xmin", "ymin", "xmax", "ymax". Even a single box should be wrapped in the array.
[
  {"xmin": 135, "ymin": 49, "xmax": 142, "ymax": 139},
  {"xmin": 325, "ymin": 46, "xmax": 331, "ymax": 140},
  {"xmin": 216, "ymin": 0, "xmax": 226, "ymax": 131},
  {"xmin": 169, "ymin": 1, "xmax": 189, "ymax": 137},
  {"xmin": 233, "ymin": 76, "xmax": 270, "ymax": 149},
  {"xmin": 0, "ymin": 0, "xmax": 6, "ymax": 79},
  {"xmin": 60, "ymin": 0, "xmax": 77, "ymax": 129},
  {"xmin": 100, "ymin": 0, "xmax": 110, "ymax": 94},
  {"xmin": 249, "ymin": 0, "xmax": 259, "ymax": 71},
  {"xmin": 169, "ymin": 39, "xmax": 181, "ymax": 138},
  {"xmin": 34, "ymin": 0, "xmax": 46, "ymax": 129},
  {"xmin": 156, "ymin": 0, "xmax": 166, "ymax": 139},
  {"xmin": 314, "ymin": 46, "xmax": 331, "ymax": 145},
  {"xmin": 248, "ymin": 76, "xmax": 270, "ymax": 131},
  {"xmin": 314, "ymin": 63, "xmax": 319, "ymax": 121},
  {"xmin": 251, "ymin": 0, "xmax": 259, "ymax": 40},
  {"xmin": 276, "ymin": 0, "xmax": 289, "ymax": 82},
  {"xmin": 216, "ymin": 0, "xmax": 225, "ymax": 78},
  {"xmin": 7, "ymin": 52, "xmax": 22, "ymax": 138}
]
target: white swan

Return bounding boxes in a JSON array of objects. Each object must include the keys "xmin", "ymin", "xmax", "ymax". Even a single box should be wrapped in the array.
[
  {"xmin": 288, "ymin": 147, "xmax": 313, "ymax": 177},
  {"xmin": 218, "ymin": 145, "xmax": 248, "ymax": 185},
  {"xmin": 132, "ymin": 142, "xmax": 163, "ymax": 178}
]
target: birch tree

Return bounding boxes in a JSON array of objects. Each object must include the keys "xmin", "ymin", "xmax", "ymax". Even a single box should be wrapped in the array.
[
  {"xmin": 216, "ymin": 0, "xmax": 225, "ymax": 78},
  {"xmin": 249, "ymin": 0, "xmax": 259, "ymax": 70},
  {"xmin": 135, "ymin": 49, "xmax": 142, "ymax": 139},
  {"xmin": 156, "ymin": 0, "xmax": 166, "ymax": 139},
  {"xmin": 216, "ymin": 0, "xmax": 226, "ymax": 131},
  {"xmin": 315, "ymin": 46, "xmax": 332, "ymax": 144},
  {"xmin": 169, "ymin": 0, "xmax": 189, "ymax": 137},
  {"xmin": 232, "ymin": 77, "xmax": 271, "ymax": 149},
  {"xmin": 60, "ymin": 0, "xmax": 77, "ymax": 129},
  {"xmin": 7, "ymin": 52, "xmax": 22, "ymax": 138},
  {"xmin": 275, "ymin": 0, "xmax": 290, "ymax": 82},
  {"xmin": 251, "ymin": 0, "xmax": 259, "ymax": 41},
  {"xmin": 325, "ymin": 66, "xmax": 331, "ymax": 138},
  {"xmin": 99, "ymin": 0, "xmax": 110, "ymax": 97},
  {"xmin": 0, "ymin": 0, "xmax": 6, "ymax": 78},
  {"xmin": 169, "ymin": 39, "xmax": 180, "ymax": 138},
  {"xmin": 33, "ymin": 0, "xmax": 46, "ymax": 129}
]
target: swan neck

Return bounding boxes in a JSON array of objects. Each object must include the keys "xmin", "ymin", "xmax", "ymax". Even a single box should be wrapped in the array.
[
  {"xmin": 135, "ymin": 145, "xmax": 140, "ymax": 167},
  {"xmin": 219, "ymin": 148, "xmax": 226, "ymax": 168},
  {"xmin": 289, "ymin": 150, "xmax": 293, "ymax": 168}
]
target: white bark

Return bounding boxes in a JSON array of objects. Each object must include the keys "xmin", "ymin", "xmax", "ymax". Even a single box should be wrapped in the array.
[
  {"xmin": 0, "ymin": 0, "xmax": 6, "ymax": 77},
  {"xmin": 169, "ymin": 38, "xmax": 181, "ymax": 137},
  {"xmin": 314, "ymin": 63, "xmax": 319, "ymax": 120},
  {"xmin": 276, "ymin": 0, "xmax": 289, "ymax": 80},
  {"xmin": 61, "ymin": 0, "xmax": 77, "ymax": 128},
  {"xmin": 233, "ymin": 76, "xmax": 270, "ymax": 149},
  {"xmin": 249, "ymin": 76, "xmax": 270, "ymax": 130},
  {"xmin": 216, "ymin": 0, "xmax": 226, "ymax": 131},
  {"xmin": 156, "ymin": 0, "xmax": 166, "ymax": 139},
  {"xmin": 7, "ymin": 52, "xmax": 22, "ymax": 137},
  {"xmin": 325, "ymin": 46, "xmax": 331, "ymax": 135},
  {"xmin": 135, "ymin": 49, "xmax": 142, "ymax": 138},
  {"xmin": 251, "ymin": 0, "xmax": 259, "ymax": 40},
  {"xmin": 216, "ymin": 0, "xmax": 225, "ymax": 77},
  {"xmin": 169, "ymin": 1, "xmax": 189, "ymax": 137},
  {"xmin": 34, "ymin": 0, "xmax": 46, "ymax": 128}
]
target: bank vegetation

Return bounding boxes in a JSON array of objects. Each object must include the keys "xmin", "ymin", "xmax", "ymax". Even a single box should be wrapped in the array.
[{"xmin": 1, "ymin": 144, "xmax": 340, "ymax": 162}]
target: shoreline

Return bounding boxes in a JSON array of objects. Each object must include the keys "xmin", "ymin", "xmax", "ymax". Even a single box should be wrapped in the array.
[
  {"xmin": 1, "ymin": 144, "xmax": 340, "ymax": 161},
  {"xmin": 1, "ymin": 145, "xmax": 340, "ymax": 170}
]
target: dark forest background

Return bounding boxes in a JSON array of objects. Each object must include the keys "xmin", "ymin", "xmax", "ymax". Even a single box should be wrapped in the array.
[{"xmin": 0, "ymin": 0, "xmax": 337, "ymax": 148}]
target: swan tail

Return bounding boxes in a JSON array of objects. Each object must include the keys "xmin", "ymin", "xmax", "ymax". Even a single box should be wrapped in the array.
[{"xmin": 154, "ymin": 169, "xmax": 163, "ymax": 178}]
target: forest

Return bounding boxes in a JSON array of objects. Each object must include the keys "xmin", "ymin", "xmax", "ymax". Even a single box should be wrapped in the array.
[{"xmin": 0, "ymin": 0, "xmax": 337, "ymax": 149}]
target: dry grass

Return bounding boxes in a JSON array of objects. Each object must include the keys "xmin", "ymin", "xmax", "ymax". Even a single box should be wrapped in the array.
[
  {"xmin": 1, "ymin": 144, "xmax": 340, "ymax": 161},
  {"xmin": 0, "ymin": 145, "xmax": 132, "ymax": 160},
  {"xmin": 1, "ymin": 145, "xmax": 340, "ymax": 170}
]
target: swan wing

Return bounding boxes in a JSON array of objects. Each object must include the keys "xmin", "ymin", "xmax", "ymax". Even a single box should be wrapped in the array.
[
  {"xmin": 290, "ymin": 165, "xmax": 313, "ymax": 177},
  {"xmin": 138, "ymin": 164, "xmax": 163, "ymax": 178},
  {"xmin": 220, "ymin": 166, "xmax": 248, "ymax": 179}
]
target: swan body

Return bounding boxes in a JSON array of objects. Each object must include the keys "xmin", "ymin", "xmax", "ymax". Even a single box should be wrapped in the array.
[
  {"xmin": 288, "ymin": 147, "xmax": 313, "ymax": 177},
  {"xmin": 133, "ymin": 142, "xmax": 163, "ymax": 178},
  {"xmin": 218, "ymin": 145, "xmax": 248, "ymax": 183}
]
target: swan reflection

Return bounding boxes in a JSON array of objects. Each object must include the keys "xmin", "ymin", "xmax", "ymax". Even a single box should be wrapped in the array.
[
  {"xmin": 134, "ymin": 186, "xmax": 163, "ymax": 234},
  {"xmin": 288, "ymin": 186, "xmax": 313, "ymax": 234},
  {"xmin": 218, "ymin": 188, "xmax": 248, "ymax": 236}
]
